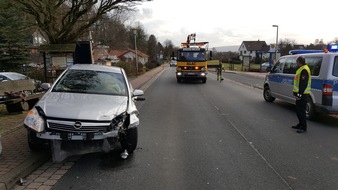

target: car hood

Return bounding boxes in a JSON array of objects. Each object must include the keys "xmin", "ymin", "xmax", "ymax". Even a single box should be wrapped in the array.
[{"xmin": 37, "ymin": 92, "xmax": 129, "ymax": 120}]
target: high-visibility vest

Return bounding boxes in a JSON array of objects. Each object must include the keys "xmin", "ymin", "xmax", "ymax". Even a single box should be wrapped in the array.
[{"xmin": 293, "ymin": 65, "xmax": 311, "ymax": 94}]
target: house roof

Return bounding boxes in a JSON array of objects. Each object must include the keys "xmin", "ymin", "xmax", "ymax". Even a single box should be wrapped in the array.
[
  {"xmin": 110, "ymin": 49, "xmax": 149, "ymax": 58},
  {"xmin": 241, "ymin": 41, "xmax": 268, "ymax": 51},
  {"xmin": 294, "ymin": 45, "xmax": 305, "ymax": 49}
]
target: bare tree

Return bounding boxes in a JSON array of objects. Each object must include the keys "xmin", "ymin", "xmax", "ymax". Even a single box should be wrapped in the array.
[
  {"xmin": 147, "ymin": 34, "xmax": 157, "ymax": 61},
  {"xmin": 92, "ymin": 12, "xmax": 130, "ymax": 49},
  {"xmin": 278, "ymin": 38, "xmax": 297, "ymax": 56},
  {"xmin": 314, "ymin": 39, "xmax": 324, "ymax": 45},
  {"xmin": 13, "ymin": 0, "xmax": 151, "ymax": 44},
  {"xmin": 328, "ymin": 38, "xmax": 338, "ymax": 44},
  {"xmin": 128, "ymin": 23, "xmax": 148, "ymax": 53},
  {"xmin": 163, "ymin": 39, "xmax": 174, "ymax": 61}
]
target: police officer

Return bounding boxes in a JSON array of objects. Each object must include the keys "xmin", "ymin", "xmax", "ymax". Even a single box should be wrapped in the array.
[
  {"xmin": 217, "ymin": 61, "xmax": 224, "ymax": 82},
  {"xmin": 292, "ymin": 56, "xmax": 311, "ymax": 133}
]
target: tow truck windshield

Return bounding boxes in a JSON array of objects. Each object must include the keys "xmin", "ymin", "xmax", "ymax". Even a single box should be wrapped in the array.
[{"xmin": 178, "ymin": 51, "xmax": 205, "ymax": 61}]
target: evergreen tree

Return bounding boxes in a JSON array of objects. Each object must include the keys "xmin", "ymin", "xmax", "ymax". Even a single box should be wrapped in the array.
[{"xmin": 0, "ymin": 0, "xmax": 33, "ymax": 71}]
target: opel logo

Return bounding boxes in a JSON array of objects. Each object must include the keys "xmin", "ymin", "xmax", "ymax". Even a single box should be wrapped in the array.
[{"xmin": 73, "ymin": 121, "xmax": 82, "ymax": 129}]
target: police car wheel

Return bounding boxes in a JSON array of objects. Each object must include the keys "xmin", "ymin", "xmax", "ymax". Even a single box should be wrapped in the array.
[
  {"xmin": 263, "ymin": 86, "xmax": 276, "ymax": 102},
  {"xmin": 306, "ymin": 98, "xmax": 315, "ymax": 120}
]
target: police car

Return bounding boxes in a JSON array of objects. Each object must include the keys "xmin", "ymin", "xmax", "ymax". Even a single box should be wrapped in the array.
[{"xmin": 263, "ymin": 44, "xmax": 338, "ymax": 119}]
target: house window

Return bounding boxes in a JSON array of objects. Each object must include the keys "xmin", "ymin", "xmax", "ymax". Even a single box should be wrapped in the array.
[{"xmin": 244, "ymin": 51, "xmax": 246, "ymax": 54}]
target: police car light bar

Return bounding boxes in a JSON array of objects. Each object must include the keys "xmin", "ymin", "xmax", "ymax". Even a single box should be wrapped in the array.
[
  {"xmin": 289, "ymin": 49, "xmax": 323, "ymax": 55},
  {"xmin": 328, "ymin": 44, "xmax": 338, "ymax": 52}
]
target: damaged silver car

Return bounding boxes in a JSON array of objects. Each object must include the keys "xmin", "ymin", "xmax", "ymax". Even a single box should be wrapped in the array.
[{"xmin": 23, "ymin": 64, "xmax": 145, "ymax": 162}]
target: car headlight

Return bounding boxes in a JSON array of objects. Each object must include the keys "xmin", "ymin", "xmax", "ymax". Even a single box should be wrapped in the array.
[
  {"xmin": 24, "ymin": 107, "xmax": 45, "ymax": 132},
  {"xmin": 111, "ymin": 112, "xmax": 127, "ymax": 130}
]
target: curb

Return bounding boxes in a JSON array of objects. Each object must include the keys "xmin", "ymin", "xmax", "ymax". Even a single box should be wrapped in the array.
[
  {"xmin": 0, "ymin": 123, "xmax": 51, "ymax": 190},
  {"xmin": 130, "ymin": 64, "xmax": 168, "ymax": 91},
  {"xmin": 0, "ymin": 151, "xmax": 50, "ymax": 190}
]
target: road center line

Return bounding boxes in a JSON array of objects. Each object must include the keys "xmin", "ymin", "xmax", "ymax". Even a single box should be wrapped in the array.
[{"xmin": 225, "ymin": 118, "xmax": 294, "ymax": 190}]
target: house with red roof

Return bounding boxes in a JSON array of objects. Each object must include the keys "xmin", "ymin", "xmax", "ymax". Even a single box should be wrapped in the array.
[
  {"xmin": 109, "ymin": 49, "xmax": 149, "ymax": 65},
  {"xmin": 93, "ymin": 45, "xmax": 149, "ymax": 66}
]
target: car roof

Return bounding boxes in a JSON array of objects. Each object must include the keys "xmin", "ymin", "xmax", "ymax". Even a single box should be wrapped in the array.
[
  {"xmin": 0, "ymin": 72, "xmax": 25, "ymax": 76},
  {"xmin": 283, "ymin": 52, "xmax": 338, "ymax": 58},
  {"xmin": 68, "ymin": 64, "xmax": 123, "ymax": 73},
  {"xmin": 0, "ymin": 72, "xmax": 27, "ymax": 79}
]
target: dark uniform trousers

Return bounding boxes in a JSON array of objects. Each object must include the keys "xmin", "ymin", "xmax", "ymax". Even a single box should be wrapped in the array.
[{"xmin": 296, "ymin": 94, "xmax": 308, "ymax": 129}]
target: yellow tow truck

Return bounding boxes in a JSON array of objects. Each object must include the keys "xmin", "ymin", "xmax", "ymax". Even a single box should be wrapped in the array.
[{"xmin": 176, "ymin": 34, "xmax": 212, "ymax": 83}]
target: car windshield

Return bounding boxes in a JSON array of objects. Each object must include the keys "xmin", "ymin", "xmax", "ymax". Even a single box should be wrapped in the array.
[
  {"xmin": 52, "ymin": 69, "xmax": 127, "ymax": 96},
  {"xmin": 178, "ymin": 51, "xmax": 205, "ymax": 61}
]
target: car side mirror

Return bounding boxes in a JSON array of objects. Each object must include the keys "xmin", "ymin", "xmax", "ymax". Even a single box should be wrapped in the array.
[
  {"xmin": 40, "ymin": 83, "xmax": 51, "ymax": 91},
  {"xmin": 133, "ymin": 89, "xmax": 145, "ymax": 101}
]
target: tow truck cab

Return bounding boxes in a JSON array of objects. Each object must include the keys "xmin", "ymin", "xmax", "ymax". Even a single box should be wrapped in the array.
[{"xmin": 176, "ymin": 41, "xmax": 211, "ymax": 83}]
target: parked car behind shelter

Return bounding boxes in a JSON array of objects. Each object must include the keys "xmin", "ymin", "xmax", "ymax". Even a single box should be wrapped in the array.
[
  {"xmin": 0, "ymin": 72, "xmax": 28, "ymax": 82},
  {"xmin": 0, "ymin": 72, "xmax": 42, "ymax": 102}
]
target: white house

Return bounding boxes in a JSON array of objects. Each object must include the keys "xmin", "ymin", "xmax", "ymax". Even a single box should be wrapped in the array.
[{"xmin": 238, "ymin": 40, "xmax": 278, "ymax": 62}]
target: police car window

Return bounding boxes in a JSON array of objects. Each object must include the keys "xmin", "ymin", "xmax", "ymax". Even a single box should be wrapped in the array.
[
  {"xmin": 305, "ymin": 57, "xmax": 322, "ymax": 76},
  {"xmin": 332, "ymin": 56, "xmax": 338, "ymax": 77},
  {"xmin": 272, "ymin": 57, "xmax": 285, "ymax": 73},
  {"xmin": 283, "ymin": 57, "xmax": 296, "ymax": 74}
]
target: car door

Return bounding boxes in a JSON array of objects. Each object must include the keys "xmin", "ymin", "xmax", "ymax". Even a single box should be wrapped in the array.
[
  {"xmin": 279, "ymin": 57, "xmax": 297, "ymax": 102},
  {"xmin": 268, "ymin": 57, "xmax": 286, "ymax": 97}
]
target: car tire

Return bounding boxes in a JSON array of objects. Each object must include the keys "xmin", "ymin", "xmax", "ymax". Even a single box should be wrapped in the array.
[
  {"xmin": 6, "ymin": 102, "xmax": 24, "ymax": 113},
  {"xmin": 263, "ymin": 86, "xmax": 276, "ymax": 102},
  {"xmin": 27, "ymin": 98, "xmax": 39, "ymax": 110},
  {"xmin": 202, "ymin": 79, "xmax": 206, "ymax": 83},
  {"xmin": 27, "ymin": 130, "xmax": 47, "ymax": 151},
  {"xmin": 120, "ymin": 127, "xmax": 138, "ymax": 153},
  {"xmin": 306, "ymin": 97, "xmax": 315, "ymax": 120}
]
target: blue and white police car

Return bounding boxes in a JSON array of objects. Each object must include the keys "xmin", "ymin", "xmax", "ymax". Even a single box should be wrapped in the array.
[{"xmin": 263, "ymin": 44, "xmax": 338, "ymax": 119}]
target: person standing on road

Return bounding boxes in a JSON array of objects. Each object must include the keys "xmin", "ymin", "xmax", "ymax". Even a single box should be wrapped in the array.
[
  {"xmin": 217, "ymin": 61, "xmax": 224, "ymax": 82},
  {"xmin": 292, "ymin": 56, "xmax": 311, "ymax": 133}
]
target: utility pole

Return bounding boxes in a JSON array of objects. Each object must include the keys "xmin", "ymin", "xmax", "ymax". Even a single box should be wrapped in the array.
[{"xmin": 133, "ymin": 29, "xmax": 138, "ymax": 76}]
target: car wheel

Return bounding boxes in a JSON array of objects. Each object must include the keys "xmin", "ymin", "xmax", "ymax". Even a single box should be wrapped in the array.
[
  {"xmin": 177, "ymin": 78, "xmax": 181, "ymax": 83},
  {"xmin": 306, "ymin": 97, "xmax": 315, "ymax": 120},
  {"xmin": 6, "ymin": 102, "xmax": 24, "ymax": 113},
  {"xmin": 27, "ymin": 130, "xmax": 47, "ymax": 151},
  {"xmin": 202, "ymin": 79, "xmax": 206, "ymax": 83},
  {"xmin": 120, "ymin": 127, "xmax": 138, "ymax": 153},
  {"xmin": 28, "ymin": 98, "xmax": 39, "ymax": 109},
  {"xmin": 263, "ymin": 86, "xmax": 276, "ymax": 102}
]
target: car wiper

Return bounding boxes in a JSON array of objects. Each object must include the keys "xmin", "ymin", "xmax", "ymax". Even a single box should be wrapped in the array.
[{"xmin": 68, "ymin": 90, "xmax": 88, "ymax": 93}]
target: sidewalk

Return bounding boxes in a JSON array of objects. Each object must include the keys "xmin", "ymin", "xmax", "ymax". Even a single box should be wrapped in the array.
[
  {"xmin": 0, "ymin": 64, "xmax": 168, "ymax": 190},
  {"xmin": 223, "ymin": 70, "xmax": 267, "ymax": 79}
]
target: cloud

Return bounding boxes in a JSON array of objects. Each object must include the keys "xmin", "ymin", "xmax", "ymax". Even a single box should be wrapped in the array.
[
  {"xmin": 139, "ymin": 8, "xmax": 153, "ymax": 19},
  {"xmin": 134, "ymin": 0, "xmax": 338, "ymax": 48}
]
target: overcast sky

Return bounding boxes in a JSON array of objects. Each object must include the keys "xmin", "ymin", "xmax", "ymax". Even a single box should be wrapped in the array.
[{"xmin": 134, "ymin": 0, "xmax": 338, "ymax": 48}]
